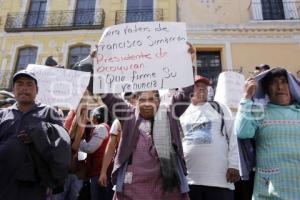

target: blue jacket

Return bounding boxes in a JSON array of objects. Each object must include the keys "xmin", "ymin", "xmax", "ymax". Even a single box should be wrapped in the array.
[{"xmin": 0, "ymin": 103, "xmax": 71, "ymax": 200}]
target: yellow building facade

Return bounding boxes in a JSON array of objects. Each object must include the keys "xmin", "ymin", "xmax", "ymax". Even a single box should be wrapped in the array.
[
  {"xmin": 179, "ymin": 0, "xmax": 300, "ymax": 85},
  {"xmin": 0, "ymin": 0, "xmax": 299, "ymax": 89}
]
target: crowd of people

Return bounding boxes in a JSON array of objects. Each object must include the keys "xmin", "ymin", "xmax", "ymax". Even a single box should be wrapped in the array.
[{"xmin": 0, "ymin": 44, "xmax": 300, "ymax": 200}]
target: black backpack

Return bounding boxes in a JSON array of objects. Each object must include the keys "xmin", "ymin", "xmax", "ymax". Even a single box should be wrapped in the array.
[{"xmin": 208, "ymin": 101, "xmax": 229, "ymax": 143}]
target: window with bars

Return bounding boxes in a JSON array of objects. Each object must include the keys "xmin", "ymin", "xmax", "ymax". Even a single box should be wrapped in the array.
[
  {"xmin": 67, "ymin": 46, "xmax": 91, "ymax": 69},
  {"xmin": 261, "ymin": 0, "xmax": 285, "ymax": 20},
  {"xmin": 74, "ymin": 0, "xmax": 96, "ymax": 25},
  {"xmin": 25, "ymin": 0, "xmax": 47, "ymax": 27},
  {"xmin": 126, "ymin": 0, "xmax": 154, "ymax": 22},
  {"xmin": 15, "ymin": 47, "xmax": 38, "ymax": 72},
  {"xmin": 196, "ymin": 51, "xmax": 222, "ymax": 89}
]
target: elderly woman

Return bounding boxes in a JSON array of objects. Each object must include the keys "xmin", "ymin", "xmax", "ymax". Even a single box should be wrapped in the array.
[
  {"xmin": 235, "ymin": 67, "xmax": 300, "ymax": 199},
  {"xmin": 99, "ymin": 43, "xmax": 196, "ymax": 200},
  {"xmin": 102, "ymin": 87, "xmax": 193, "ymax": 200}
]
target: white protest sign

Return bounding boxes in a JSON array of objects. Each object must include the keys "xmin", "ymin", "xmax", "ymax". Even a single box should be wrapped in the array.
[
  {"xmin": 214, "ymin": 71, "xmax": 245, "ymax": 109},
  {"xmin": 93, "ymin": 22, "xmax": 193, "ymax": 93},
  {"xmin": 26, "ymin": 64, "xmax": 91, "ymax": 109}
]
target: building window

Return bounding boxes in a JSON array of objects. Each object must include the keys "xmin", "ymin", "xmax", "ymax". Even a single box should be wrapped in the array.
[
  {"xmin": 261, "ymin": 0, "xmax": 285, "ymax": 20},
  {"xmin": 126, "ymin": 0, "xmax": 153, "ymax": 22},
  {"xmin": 196, "ymin": 51, "xmax": 222, "ymax": 88},
  {"xmin": 252, "ymin": 0, "xmax": 299, "ymax": 20},
  {"xmin": 67, "ymin": 46, "xmax": 91, "ymax": 68},
  {"xmin": 74, "ymin": 0, "xmax": 96, "ymax": 25},
  {"xmin": 25, "ymin": 0, "xmax": 47, "ymax": 27},
  {"xmin": 15, "ymin": 47, "xmax": 38, "ymax": 72}
]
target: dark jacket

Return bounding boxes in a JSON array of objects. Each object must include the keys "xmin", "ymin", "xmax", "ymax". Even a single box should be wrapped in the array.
[
  {"xmin": 29, "ymin": 121, "xmax": 71, "ymax": 190},
  {"xmin": 237, "ymin": 138, "xmax": 255, "ymax": 180},
  {"xmin": 0, "ymin": 103, "xmax": 70, "ymax": 199}
]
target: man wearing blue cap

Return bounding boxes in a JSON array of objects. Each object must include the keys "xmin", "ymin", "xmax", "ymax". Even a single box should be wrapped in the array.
[{"xmin": 0, "ymin": 70, "xmax": 71, "ymax": 200}]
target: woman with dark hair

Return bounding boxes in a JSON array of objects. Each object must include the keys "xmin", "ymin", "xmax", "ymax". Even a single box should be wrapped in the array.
[
  {"xmin": 235, "ymin": 67, "xmax": 300, "ymax": 199},
  {"xmin": 72, "ymin": 105, "xmax": 113, "ymax": 200}
]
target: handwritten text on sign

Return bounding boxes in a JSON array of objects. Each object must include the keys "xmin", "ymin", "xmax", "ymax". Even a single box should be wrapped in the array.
[
  {"xmin": 27, "ymin": 64, "xmax": 91, "ymax": 109},
  {"xmin": 93, "ymin": 22, "xmax": 193, "ymax": 93},
  {"xmin": 214, "ymin": 71, "xmax": 245, "ymax": 109}
]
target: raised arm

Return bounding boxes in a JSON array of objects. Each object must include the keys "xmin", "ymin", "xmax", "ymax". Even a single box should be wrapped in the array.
[
  {"xmin": 80, "ymin": 125, "xmax": 108, "ymax": 154},
  {"xmin": 235, "ymin": 78, "xmax": 264, "ymax": 139},
  {"xmin": 99, "ymin": 119, "xmax": 121, "ymax": 187},
  {"xmin": 101, "ymin": 94, "xmax": 134, "ymax": 123}
]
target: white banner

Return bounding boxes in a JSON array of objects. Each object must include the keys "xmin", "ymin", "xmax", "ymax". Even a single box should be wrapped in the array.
[
  {"xmin": 214, "ymin": 71, "xmax": 245, "ymax": 109},
  {"xmin": 27, "ymin": 64, "xmax": 91, "ymax": 109},
  {"xmin": 93, "ymin": 22, "xmax": 194, "ymax": 93}
]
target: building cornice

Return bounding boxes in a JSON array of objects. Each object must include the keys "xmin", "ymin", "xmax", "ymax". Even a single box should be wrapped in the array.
[{"xmin": 187, "ymin": 21, "xmax": 300, "ymax": 33}]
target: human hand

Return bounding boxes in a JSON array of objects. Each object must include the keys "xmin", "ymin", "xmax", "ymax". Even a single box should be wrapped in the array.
[
  {"xmin": 76, "ymin": 107, "xmax": 88, "ymax": 137},
  {"xmin": 187, "ymin": 42, "xmax": 196, "ymax": 63},
  {"xmin": 244, "ymin": 77, "xmax": 257, "ymax": 99},
  {"xmin": 17, "ymin": 131, "xmax": 32, "ymax": 144},
  {"xmin": 90, "ymin": 49, "xmax": 97, "ymax": 58},
  {"xmin": 90, "ymin": 44, "xmax": 98, "ymax": 58},
  {"xmin": 98, "ymin": 172, "xmax": 108, "ymax": 187},
  {"xmin": 226, "ymin": 168, "xmax": 240, "ymax": 183}
]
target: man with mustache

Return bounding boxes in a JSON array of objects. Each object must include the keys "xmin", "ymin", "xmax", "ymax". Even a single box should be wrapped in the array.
[
  {"xmin": 180, "ymin": 75, "xmax": 240, "ymax": 200},
  {"xmin": 0, "ymin": 70, "xmax": 70, "ymax": 200},
  {"xmin": 235, "ymin": 67, "xmax": 300, "ymax": 199}
]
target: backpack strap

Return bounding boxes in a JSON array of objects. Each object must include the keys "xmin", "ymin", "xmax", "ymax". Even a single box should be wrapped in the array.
[{"xmin": 208, "ymin": 101, "xmax": 229, "ymax": 142}]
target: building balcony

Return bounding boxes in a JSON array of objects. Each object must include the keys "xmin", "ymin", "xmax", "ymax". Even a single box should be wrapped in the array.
[
  {"xmin": 5, "ymin": 9, "xmax": 105, "ymax": 32},
  {"xmin": 115, "ymin": 9, "xmax": 163, "ymax": 24},
  {"xmin": 250, "ymin": 1, "xmax": 300, "ymax": 21}
]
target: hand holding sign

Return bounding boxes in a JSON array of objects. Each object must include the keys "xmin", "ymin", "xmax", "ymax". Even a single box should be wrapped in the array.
[
  {"xmin": 214, "ymin": 71, "xmax": 245, "ymax": 109},
  {"xmin": 93, "ymin": 22, "xmax": 194, "ymax": 94}
]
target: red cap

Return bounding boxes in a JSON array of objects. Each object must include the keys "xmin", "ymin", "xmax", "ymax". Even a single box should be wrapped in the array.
[{"xmin": 194, "ymin": 75, "xmax": 209, "ymax": 85}]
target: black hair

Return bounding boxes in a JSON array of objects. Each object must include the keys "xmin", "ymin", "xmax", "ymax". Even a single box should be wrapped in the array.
[
  {"xmin": 92, "ymin": 105, "xmax": 113, "ymax": 126},
  {"xmin": 136, "ymin": 90, "xmax": 160, "ymax": 101},
  {"xmin": 123, "ymin": 92, "xmax": 137, "ymax": 101},
  {"xmin": 45, "ymin": 56, "xmax": 58, "ymax": 66},
  {"xmin": 261, "ymin": 67, "xmax": 288, "ymax": 94}
]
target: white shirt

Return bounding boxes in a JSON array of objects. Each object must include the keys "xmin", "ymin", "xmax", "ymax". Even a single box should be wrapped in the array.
[
  {"xmin": 180, "ymin": 102, "xmax": 239, "ymax": 190},
  {"xmin": 110, "ymin": 119, "xmax": 121, "ymax": 136}
]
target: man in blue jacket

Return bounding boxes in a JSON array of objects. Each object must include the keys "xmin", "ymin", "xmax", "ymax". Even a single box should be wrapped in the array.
[{"xmin": 0, "ymin": 70, "xmax": 71, "ymax": 200}]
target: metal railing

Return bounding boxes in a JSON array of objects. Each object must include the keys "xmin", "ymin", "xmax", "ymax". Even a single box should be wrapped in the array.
[
  {"xmin": 5, "ymin": 9, "xmax": 105, "ymax": 32},
  {"xmin": 250, "ymin": 1, "xmax": 300, "ymax": 20},
  {"xmin": 115, "ymin": 9, "xmax": 163, "ymax": 24}
]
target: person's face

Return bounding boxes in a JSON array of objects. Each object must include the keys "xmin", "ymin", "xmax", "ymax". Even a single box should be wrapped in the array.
[
  {"xmin": 129, "ymin": 96, "xmax": 137, "ymax": 106},
  {"xmin": 267, "ymin": 76, "xmax": 291, "ymax": 106},
  {"xmin": 13, "ymin": 76, "xmax": 38, "ymax": 105},
  {"xmin": 92, "ymin": 118, "xmax": 98, "ymax": 125},
  {"xmin": 193, "ymin": 82, "xmax": 208, "ymax": 103},
  {"xmin": 138, "ymin": 91, "xmax": 160, "ymax": 120}
]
